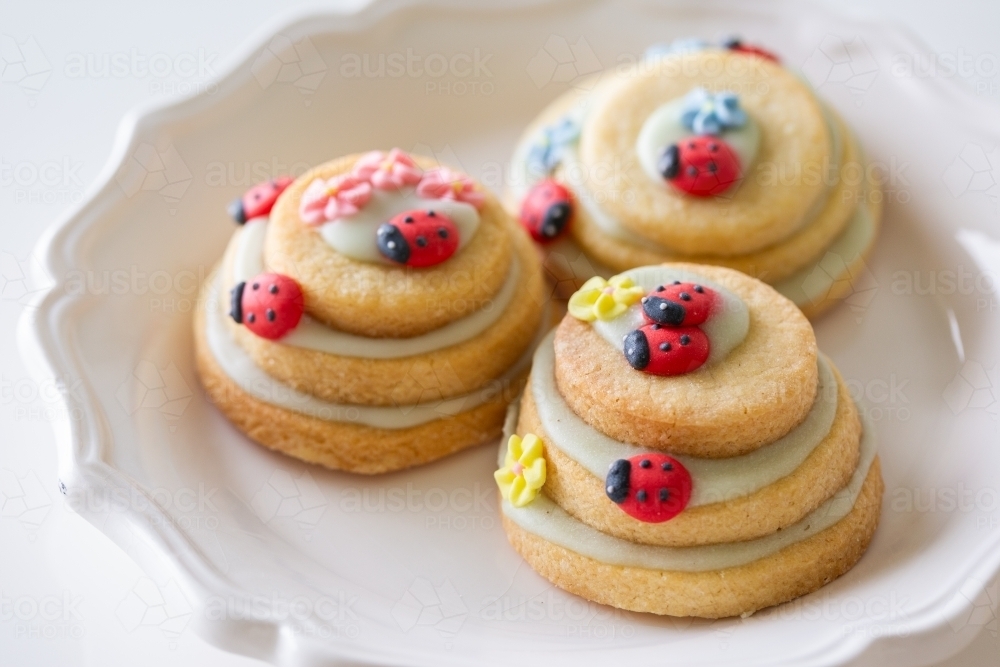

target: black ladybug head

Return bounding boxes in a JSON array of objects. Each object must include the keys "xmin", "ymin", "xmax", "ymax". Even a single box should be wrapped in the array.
[
  {"xmin": 623, "ymin": 329, "xmax": 651, "ymax": 371},
  {"xmin": 642, "ymin": 294, "xmax": 686, "ymax": 325},
  {"xmin": 541, "ymin": 201, "xmax": 571, "ymax": 239},
  {"xmin": 658, "ymin": 144, "xmax": 680, "ymax": 180},
  {"xmin": 228, "ymin": 197, "xmax": 247, "ymax": 225},
  {"xmin": 376, "ymin": 223, "xmax": 410, "ymax": 264},
  {"xmin": 229, "ymin": 281, "xmax": 246, "ymax": 323},
  {"xmin": 605, "ymin": 459, "xmax": 632, "ymax": 503}
]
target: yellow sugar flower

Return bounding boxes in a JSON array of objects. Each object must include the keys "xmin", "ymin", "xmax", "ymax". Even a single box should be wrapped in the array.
[
  {"xmin": 567, "ymin": 274, "xmax": 645, "ymax": 322},
  {"xmin": 495, "ymin": 433, "xmax": 546, "ymax": 508}
]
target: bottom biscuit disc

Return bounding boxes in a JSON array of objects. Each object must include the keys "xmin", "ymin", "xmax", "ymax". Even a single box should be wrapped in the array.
[
  {"xmin": 501, "ymin": 458, "xmax": 883, "ymax": 619},
  {"xmin": 194, "ymin": 303, "xmax": 525, "ymax": 475}
]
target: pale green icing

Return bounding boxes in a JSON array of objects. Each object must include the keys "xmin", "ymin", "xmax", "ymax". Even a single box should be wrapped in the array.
[{"xmin": 528, "ymin": 331, "xmax": 840, "ymax": 507}]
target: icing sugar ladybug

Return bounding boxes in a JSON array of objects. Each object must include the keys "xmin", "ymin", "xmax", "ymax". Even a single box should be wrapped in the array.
[
  {"xmin": 623, "ymin": 324, "xmax": 709, "ymax": 376},
  {"xmin": 641, "ymin": 281, "xmax": 718, "ymax": 327},
  {"xmin": 605, "ymin": 453, "xmax": 692, "ymax": 523},
  {"xmin": 229, "ymin": 273, "xmax": 304, "ymax": 340},
  {"xmin": 228, "ymin": 176, "xmax": 294, "ymax": 224},
  {"xmin": 376, "ymin": 209, "xmax": 459, "ymax": 268},
  {"xmin": 723, "ymin": 38, "xmax": 780, "ymax": 63},
  {"xmin": 658, "ymin": 136, "xmax": 741, "ymax": 197},
  {"xmin": 519, "ymin": 178, "xmax": 573, "ymax": 243}
]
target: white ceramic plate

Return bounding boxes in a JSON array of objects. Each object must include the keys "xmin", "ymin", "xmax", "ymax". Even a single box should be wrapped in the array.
[{"xmin": 20, "ymin": 0, "xmax": 1000, "ymax": 665}]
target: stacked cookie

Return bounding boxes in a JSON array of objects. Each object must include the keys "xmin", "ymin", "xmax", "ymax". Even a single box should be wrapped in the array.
[
  {"xmin": 195, "ymin": 150, "xmax": 546, "ymax": 473},
  {"xmin": 509, "ymin": 39, "xmax": 882, "ymax": 317},
  {"xmin": 496, "ymin": 263, "xmax": 882, "ymax": 618}
]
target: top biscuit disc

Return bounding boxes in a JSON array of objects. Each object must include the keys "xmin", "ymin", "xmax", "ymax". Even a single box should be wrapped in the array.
[{"xmin": 579, "ymin": 49, "xmax": 831, "ymax": 256}]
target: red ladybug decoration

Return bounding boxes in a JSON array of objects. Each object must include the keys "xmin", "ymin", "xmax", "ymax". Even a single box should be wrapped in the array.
[
  {"xmin": 376, "ymin": 209, "xmax": 459, "ymax": 268},
  {"xmin": 641, "ymin": 281, "xmax": 718, "ymax": 327},
  {"xmin": 228, "ymin": 177, "xmax": 294, "ymax": 224},
  {"xmin": 658, "ymin": 136, "xmax": 741, "ymax": 197},
  {"xmin": 623, "ymin": 324, "xmax": 709, "ymax": 376},
  {"xmin": 723, "ymin": 38, "xmax": 780, "ymax": 63},
  {"xmin": 229, "ymin": 273, "xmax": 304, "ymax": 340},
  {"xmin": 519, "ymin": 178, "xmax": 573, "ymax": 243},
  {"xmin": 605, "ymin": 453, "xmax": 692, "ymax": 523}
]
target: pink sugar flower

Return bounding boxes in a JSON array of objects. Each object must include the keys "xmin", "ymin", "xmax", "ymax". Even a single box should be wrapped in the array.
[
  {"xmin": 352, "ymin": 148, "xmax": 423, "ymax": 190},
  {"xmin": 415, "ymin": 167, "xmax": 485, "ymax": 209},
  {"xmin": 298, "ymin": 173, "xmax": 373, "ymax": 225}
]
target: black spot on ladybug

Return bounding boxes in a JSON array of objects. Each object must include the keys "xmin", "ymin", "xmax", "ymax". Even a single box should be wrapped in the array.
[
  {"xmin": 427, "ymin": 210, "xmax": 436, "ymax": 217},
  {"xmin": 694, "ymin": 285, "xmax": 704, "ymax": 293},
  {"xmin": 623, "ymin": 329, "xmax": 651, "ymax": 371},
  {"xmin": 605, "ymin": 459, "xmax": 631, "ymax": 503},
  {"xmin": 266, "ymin": 308, "xmax": 275, "ymax": 322},
  {"xmin": 688, "ymin": 141, "xmax": 696, "ymax": 150},
  {"xmin": 707, "ymin": 161, "xmax": 718, "ymax": 174},
  {"xmin": 640, "ymin": 459, "xmax": 651, "ymax": 469},
  {"xmin": 659, "ymin": 488, "xmax": 670, "ymax": 501},
  {"xmin": 723, "ymin": 37, "xmax": 742, "ymax": 49},
  {"xmin": 229, "ymin": 281, "xmax": 246, "ymax": 323},
  {"xmin": 656, "ymin": 285, "xmax": 665, "ymax": 292},
  {"xmin": 657, "ymin": 144, "xmax": 680, "ymax": 180},
  {"xmin": 416, "ymin": 236, "xmax": 427, "ymax": 248},
  {"xmin": 659, "ymin": 342, "xmax": 671, "ymax": 352},
  {"xmin": 642, "ymin": 296, "xmax": 686, "ymax": 326},
  {"xmin": 252, "ymin": 282, "xmax": 259, "ymax": 290},
  {"xmin": 376, "ymin": 223, "xmax": 410, "ymax": 264},
  {"xmin": 636, "ymin": 490, "xmax": 648, "ymax": 502},
  {"xmin": 686, "ymin": 165, "xmax": 698, "ymax": 177},
  {"xmin": 247, "ymin": 312, "xmax": 256, "ymax": 324},
  {"xmin": 437, "ymin": 227, "xmax": 449, "ymax": 238},
  {"xmin": 404, "ymin": 216, "xmax": 414, "ymax": 223},
  {"xmin": 680, "ymin": 334, "xmax": 691, "ymax": 345},
  {"xmin": 708, "ymin": 142, "xmax": 718, "ymax": 152},
  {"xmin": 662, "ymin": 461, "xmax": 673, "ymax": 471},
  {"xmin": 269, "ymin": 284, "xmax": 278, "ymax": 294},
  {"xmin": 673, "ymin": 281, "xmax": 681, "ymax": 285},
  {"xmin": 680, "ymin": 292, "xmax": 691, "ymax": 301}
]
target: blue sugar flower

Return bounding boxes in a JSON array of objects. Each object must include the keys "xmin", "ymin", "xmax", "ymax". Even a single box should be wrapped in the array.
[
  {"xmin": 679, "ymin": 88, "xmax": 747, "ymax": 136},
  {"xmin": 644, "ymin": 37, "xmax": 710, "ymax": 60},
  {"xmin": 526, "ymin": 115, "xmax": 581, "ymax": 175}
]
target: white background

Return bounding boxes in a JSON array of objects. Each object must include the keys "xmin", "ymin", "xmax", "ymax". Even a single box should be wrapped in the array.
[{"xmin": 1, "ymin": 1, "xmax": 998, "ymax": 665}]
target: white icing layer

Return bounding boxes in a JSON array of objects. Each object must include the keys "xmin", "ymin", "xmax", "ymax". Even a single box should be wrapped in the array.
[
  {"xmin": 529, "ymin": 331, "xmax": 839, "ymax": 506},
  {"xmin": 318, "ymin": 187, "xmax": 479, "ymax": 264},
  {"xmin": 204, "ymin": 274, "xmax": 544, "ymax": 428},
  {"xmin": 229, "ymin": 218, "xmax": 520, "ymax": 359},
  {"xmin": 773, "ymin": 194, "xmax": 877, "ymax": 307},
  {"xmin": 591, "ymin": 266, "xmax": 749, "ymax": 366},
  {"xmin": 635, "ymin": 96, "xmax": 761, "ymax": 188},
  {"xmin": 500, "ymin": 408, "xmax": 877, "ymax": 572}
]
